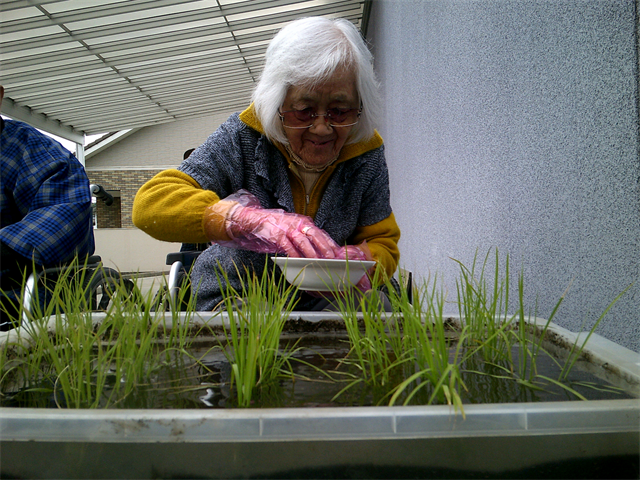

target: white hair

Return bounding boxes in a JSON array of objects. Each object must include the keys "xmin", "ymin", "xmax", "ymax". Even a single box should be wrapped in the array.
[{"xmin": 252, "ymin": 17, "xmax": 381, "ymax": 145}]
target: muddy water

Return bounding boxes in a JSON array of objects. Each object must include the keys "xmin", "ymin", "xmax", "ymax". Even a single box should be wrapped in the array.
[
  {"xmin": 2, "ymin": 333, "xmax": 634, "ymax": 409},
  {"xmin": 114, "ymin": 335, "xmax": 639, "ymax": 408},
  {"xmin": 190, "ymin": 334, "xmax": 634, "ymax": 409}
]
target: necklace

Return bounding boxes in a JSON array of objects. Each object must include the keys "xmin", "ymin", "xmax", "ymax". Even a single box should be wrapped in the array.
[{"xmin": 285, "ymin": 144, "xmax": 338, "ymax": 173}]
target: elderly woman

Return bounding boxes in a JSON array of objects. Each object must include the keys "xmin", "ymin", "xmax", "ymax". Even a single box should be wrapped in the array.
[{"xmin": 133, "ymin": 17, "xmax": 400, "ymax": 310}]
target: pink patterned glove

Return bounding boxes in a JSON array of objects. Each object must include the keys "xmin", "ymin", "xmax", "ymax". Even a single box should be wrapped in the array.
[
  {"xmin": 334, "ymin": 242, "xmax": 374, "ymax": 292},
  {"xmin": 211, "ymin": 190, "xmax": 339, "ymax": 258}
]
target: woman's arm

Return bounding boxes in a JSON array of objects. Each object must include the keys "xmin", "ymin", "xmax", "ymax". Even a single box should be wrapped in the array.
[
  {"xmin": 133, "ymin": 169, "xmax": 339, "ymax": 259},
  {"xmin": 132, "ymin": 169, "xmax": 229, "ymax": 243}
]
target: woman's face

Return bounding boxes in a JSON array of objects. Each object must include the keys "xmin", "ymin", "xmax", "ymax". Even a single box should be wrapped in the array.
[{"xmin": 281, "ymin": 70, "xmax": 359, "ymax": 167}]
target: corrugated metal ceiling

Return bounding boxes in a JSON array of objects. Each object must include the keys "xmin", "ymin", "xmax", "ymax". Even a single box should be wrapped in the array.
[{"xmin": 0, "ymin": 0, "xmax": 368, "ymax": 142}]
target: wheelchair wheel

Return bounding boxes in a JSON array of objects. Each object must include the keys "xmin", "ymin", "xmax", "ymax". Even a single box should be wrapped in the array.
[
  {"xmin": 379, "ymin": 276, "xmax": 402, "ymax": 299},
  {"xmin": 89, "ymin": 269, "xmax": 140, "ymax": 311}
]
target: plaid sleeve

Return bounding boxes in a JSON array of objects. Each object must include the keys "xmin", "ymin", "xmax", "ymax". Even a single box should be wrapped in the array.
[{"xmin": 0, "ymin": 120, "xmax": 95, "ymax": 266}]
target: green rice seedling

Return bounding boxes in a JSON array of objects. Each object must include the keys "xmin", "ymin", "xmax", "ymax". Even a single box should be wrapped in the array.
[
  {"xmin": 96, "ymin": 298, "xmax": 165, "ymax": 406},
  {"xmin": 388, "ymin": 343, "xmax": 467, "ymax": 414},
  {"xmin": 329, "ymin": 267, "xmax": 411, "ymax": 402},
  {"xmin": 6, "ymin": 267, "xmax": 104, "ymax": 407},
  {"xmin": 453, "ymin": 249, "xmax": 513, "ymax": 363},
  {"xmin": 557, "ymin": 283, "xmax": 632, "ymax": 382},
  {"xmin": 453, "ymin": 250, "xmax": 549, "ymax": 382},
  {"xmin": 216, "ymin": 260, "xmax": 300, "ymax": 407},
  {"xmin": 507, "ymin": 271, "xmax": 568, "ymax": 382},
  {"xmin": 0, "ymin": 258, "xmax": 203, "ymax": 408},
  {"xmin": 400, "ymin": 274, "xmax": 450, "ymax": 373},
  {"xmin": 330, "ymin": 267, "xmax": 468, "ymax": 411},
  {"xmin": 43, "ymin": 272, "xmax": 161, "ymax": 407},
  {"xmin": 452, "ymin": 251, "xmax": 629, "ymax": 400},
  {"xmin": 511, "ymin": 273, "xmax": 534, "ymax": 381},
  {"xmin": 399, "ymin": 277, "xmax": 449, "ymax": 378},
  {"xmin": 346, "ymin": 294, "xmax": 396, "ymax": 385},
  {"xmin": 506, "ymin": 274, "xmax": 624, "ymax": 401},
  {"xmin": 452, "ymin": 251, "xmax": 566, "ymax": 393},
  {"xmin": 159, "ymin": 272, "xmax": 203, "ymax": 360},
  {"xmin": 385, "ymin": 274, "xmax": 468, "ymax": 413},
  {"xmin": 0, "ymin": 269, "xmax": 52, "ymax": 395},
  {"xmin": 100, "ymin": 274, "xmax": 209, "ymax": 408}
]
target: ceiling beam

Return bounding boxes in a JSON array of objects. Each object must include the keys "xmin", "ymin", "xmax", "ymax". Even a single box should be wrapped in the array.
[{"xmin": 1, "ymin": 96, "xmax": 85, "ymax": 144}]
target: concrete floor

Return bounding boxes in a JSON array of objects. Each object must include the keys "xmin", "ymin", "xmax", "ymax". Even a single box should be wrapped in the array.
[{"xmin": 125, "ymin": 273, "xmax": 167, "ymax": 299}]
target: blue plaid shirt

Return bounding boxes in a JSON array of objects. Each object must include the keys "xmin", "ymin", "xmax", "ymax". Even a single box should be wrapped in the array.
[{"xmin": 1, "ymin": 118, "xmax": 95, "ymax": 268}]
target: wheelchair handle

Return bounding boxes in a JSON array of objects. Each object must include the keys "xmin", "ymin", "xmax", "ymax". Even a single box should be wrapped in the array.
[{"xmin": 90, "ymin": 184, "xmax": 114, "ymax": 206}]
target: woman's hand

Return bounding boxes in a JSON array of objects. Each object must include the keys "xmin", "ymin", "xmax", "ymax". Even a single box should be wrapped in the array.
[
  {"xmin": 333, "ymin": 245, "xmax": 369, "ymax": 262},
  {"xmin": 226, "ymin": 204, "xmax": 338, "ymax": 258},
  {"xmin": 333, "ymin": 242, "xmax": 374, "ymax": 291},
  {"xmin": 204, "ymin": 189, "xmax": 338, "ymax": 258}
]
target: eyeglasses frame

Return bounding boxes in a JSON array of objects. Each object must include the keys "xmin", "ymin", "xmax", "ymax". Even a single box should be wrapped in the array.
[{"xmin": 278, "ymin": 107, "xmax": 362, "ymax": 129}]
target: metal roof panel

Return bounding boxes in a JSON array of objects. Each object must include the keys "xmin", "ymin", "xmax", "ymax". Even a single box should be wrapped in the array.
[{"xmin": 0, "ymin": 0, "xmax": 367, "ymax": 138}]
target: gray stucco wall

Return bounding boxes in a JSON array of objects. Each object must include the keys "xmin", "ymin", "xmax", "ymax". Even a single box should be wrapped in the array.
[{"xmin": 368, "ymin": 0, "xmax": 639, "ymax": 351}]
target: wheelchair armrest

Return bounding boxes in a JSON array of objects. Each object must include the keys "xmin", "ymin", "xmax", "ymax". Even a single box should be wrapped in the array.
[
  {"xmin": 166, "ymin": 251, "xmax": 202, "ymax": 268},
  {"xmin": 21, "ymin": 256, "xmax": 104, "ymax": 322},
  {"xmin": 86, "ymin": 255, "xmax": 102, "ymax": 265}
]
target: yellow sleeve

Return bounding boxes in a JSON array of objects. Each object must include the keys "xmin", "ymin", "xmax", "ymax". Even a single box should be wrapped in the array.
[
  {"xmin": 132, "ymin": 169, "xmax": 229, "ymax": 243},
  {"xmin": 349, "ymin": 212, "xmax": 401, "ymax": 280}
]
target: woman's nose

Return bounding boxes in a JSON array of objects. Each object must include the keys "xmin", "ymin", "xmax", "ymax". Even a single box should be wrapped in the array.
[{"xmin": 309, "ymin": 113, "xmax": 333, "ymax": 133}]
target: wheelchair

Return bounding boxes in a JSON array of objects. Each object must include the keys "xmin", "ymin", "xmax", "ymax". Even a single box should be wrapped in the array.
[
  {"xmin": 19, "ymin": 256, "xmax": 131, "ymax": 314},
  {"xmin": 151, "ymin": 248, "xmax": 205, "ymax": 312}
]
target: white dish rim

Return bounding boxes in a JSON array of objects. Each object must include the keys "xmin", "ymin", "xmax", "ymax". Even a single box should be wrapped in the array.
[{"xmin": 271, "ymin": 257, "xmax": 376, "ymax": 267}]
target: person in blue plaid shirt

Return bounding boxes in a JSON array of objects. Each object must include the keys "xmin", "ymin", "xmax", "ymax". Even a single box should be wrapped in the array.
[{"xmin": 0, "ymin": 86, "xmax": 95, "ymax": 328}]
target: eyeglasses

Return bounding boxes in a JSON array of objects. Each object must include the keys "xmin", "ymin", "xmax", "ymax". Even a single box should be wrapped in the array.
[{"xmin": 278, "ymin": 107, "xmax": 362, "ymax": 129}]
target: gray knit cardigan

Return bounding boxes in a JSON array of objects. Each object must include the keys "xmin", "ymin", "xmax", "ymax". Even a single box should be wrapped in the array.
[{"xmin": 179, "ymin": 112, "xmax": 393, "ymax": 311}]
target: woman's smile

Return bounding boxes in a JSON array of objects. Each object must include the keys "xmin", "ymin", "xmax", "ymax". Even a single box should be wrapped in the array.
[{"xmin": 308, "ymin": 137, "xmax": 334, "ymax": 148}]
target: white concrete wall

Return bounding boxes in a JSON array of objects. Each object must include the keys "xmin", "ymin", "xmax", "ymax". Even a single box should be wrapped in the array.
[
  {"xmin": 368, "ymin": 0, "xmax": 640, "ymax": 351},
  {"xmin": 86, "ymin": 110, "xmax": 236, "ymax": 170},
  {"xmin": 86, "ymin": 112, "xmax": 236, "ymax": 271},
  {"xmin": 94, "ymin": 229, "xmax": 183, "ymax": 273}
]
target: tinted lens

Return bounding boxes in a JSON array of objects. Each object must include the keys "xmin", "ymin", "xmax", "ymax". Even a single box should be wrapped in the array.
[
  {"xmin": 280, "ymin": 108, "xmax": 360, "ymax": 127},
  {"xmin": 326, "ymin": 108, "xmax": 351, "ymax": 123},
  {"xmin": 280, "ymin": 109, "xmax": 313, "ymax": 126},
  {"xmin": 292, "ymin": 108, "xmax": 314, "ymax": 122}
]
